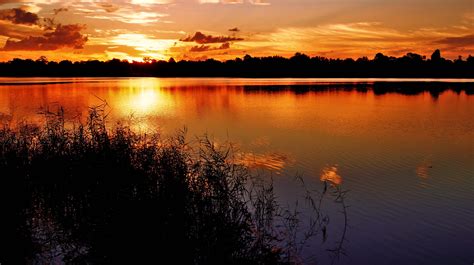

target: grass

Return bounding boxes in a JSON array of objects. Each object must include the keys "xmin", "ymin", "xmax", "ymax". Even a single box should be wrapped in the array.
[{"xmin": 0, "ymin": 105, "xmax": 347, "ymax": 265}]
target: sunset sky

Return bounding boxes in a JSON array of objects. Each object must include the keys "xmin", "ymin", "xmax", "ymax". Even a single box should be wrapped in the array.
[{"xmin": 0, "ymin": 0, "xmax": 472, "ymax": 61}]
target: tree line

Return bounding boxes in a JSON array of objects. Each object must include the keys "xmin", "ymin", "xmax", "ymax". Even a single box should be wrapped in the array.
[{"xmin": 0, "ymin": 49, "xmax": 472, "ymax": 78}]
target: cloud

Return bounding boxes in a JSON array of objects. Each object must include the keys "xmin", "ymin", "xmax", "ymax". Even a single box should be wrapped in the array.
[
  {"xmin": 109, "ymin": 33, "xmax": 175, "ymax": 60},
  {"xmin": 181, "ymin": 31, "xmax": 243, "ymax": 44},
  {"xmin": 42, "ymin": 7, "xmax": 70, "ymax": 30},
  {"xmin": 248, "ymin": 0, "xmax": 269, "ymax": 5},
  {"xmin": 434, "ymin": 34, "xmax": 474, "ymax": 48},
  {"xmin": 53, "ymin": 7, "xmax": 68, "ymax": 15},
  {"xmin": 86, "ymin": 10, "xmax": 168, "ymax": 24},
  {"xmin": 0, "ymin": 7, "xmax": 39, "ymax": 25},
  {"xmin": 129, "ymin": 0, "xmax": 173, "ymax": 4},
  {"xmin": 72, "ymin": 3, "xmax": 169, "ymax": 24},
  {"xmin": 0, "ymin": 0, "xmax": 174, "ymax": 5},
  {"xmin": 199, "ymin": 0, "xmax": 240, "ymax": 3},
  {"xmin": 228, "ymin": 27, "xmax": 240, "ymax": 32},
  {"xmin": 0, "ymin": 0, "xmax": 19, "ymax": 4},
  {"xmin": 220, "ymin": 42, "xmax": 230, "ymax": 49},
  {"xmin": 189, "ymin": 42, "xmax": 230, "ymax": 52},
  {"xmin": 189, "ymin": 45, "xmax": 210, "ymax": 52},
  {"xmin": 2, "ymin": 24, "xmax": 88, "ymax": 50},
  {"xmin": 198, "ymin": 0, "xmax": 269, "ymax": 5},
  {"xmin": 97, "ymin": 3, "xmax": 120, "ymax": 13},
  {"xmin": 0, "ymin": 21, "xmax": 40, "ymax": 40},
  {"xmin": 243, "ymin": 22, "xmax": 474, "ymax": 59}
]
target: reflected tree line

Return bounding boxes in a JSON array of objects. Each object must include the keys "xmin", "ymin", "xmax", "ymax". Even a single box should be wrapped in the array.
[
  {"xmin": 241, "ymin": 82, "xmax": 473, "ymax": 99},
  {"xmin": 0, "ymin": 49, "xmax": 473, "ymax": 78}
]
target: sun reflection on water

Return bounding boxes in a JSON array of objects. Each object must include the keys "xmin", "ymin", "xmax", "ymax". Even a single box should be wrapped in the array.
[
  {"xmin": 116, "ymin": 79, "xmax": 176, "ymax": 117},
  {"xmin": 133, "ymin": 89, "xmax": 160, "ymax": 114}
]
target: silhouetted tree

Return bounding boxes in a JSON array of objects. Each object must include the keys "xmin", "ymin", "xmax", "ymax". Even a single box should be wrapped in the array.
[
  {"xmin": 431, "ymin": 49, "xmax": 442, "ymax": 62},
  {"xmin": 374, "ymin": 53, "xmax": 389, "ymax": 63}
]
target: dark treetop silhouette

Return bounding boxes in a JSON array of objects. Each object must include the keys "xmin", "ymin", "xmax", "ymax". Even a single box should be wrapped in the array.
[{"xmin": 0, "ymin": 50, "xmax": 473, "ymax": 78}]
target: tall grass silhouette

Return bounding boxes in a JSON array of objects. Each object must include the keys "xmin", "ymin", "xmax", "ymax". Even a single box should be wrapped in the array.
[{"xmin": 0, "ymin": 105, "xmax": 347, "ymax": 265}]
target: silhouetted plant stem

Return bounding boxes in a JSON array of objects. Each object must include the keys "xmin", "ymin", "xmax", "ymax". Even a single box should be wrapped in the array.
[{"xmin": 0, "ymin": 105, "xmax": 349, "ymax": 265}]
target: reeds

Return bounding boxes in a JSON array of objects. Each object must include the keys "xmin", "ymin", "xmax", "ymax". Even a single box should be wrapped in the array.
[{"xmin": 0, "ymin": 106, "xmax": 347, "ymax": 265}]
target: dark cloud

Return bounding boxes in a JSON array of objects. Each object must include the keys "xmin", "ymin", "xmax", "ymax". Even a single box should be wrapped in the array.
[
  {"xmin": 434, "ymin": 34, "xmax": 474, "ymax": 48},
  {"xmin": 228, "ymin": 27, "xmax": 240, "ymax": 32},
  {"xmin": 97, "ymin": 3, "xmax": 120, "ymax": 13},
  {"xmin": 3, "ymin": 24, "xmax": 88, "ymax": 51},
  {"xmin": 0, "ymin": 5, "xmax": 89, "ymax": 52},
  {"xmin": 0, "ymin": 22, "xmax": 37, "ymax": 39},
  {"xmin": 0, "ymin": 0, "xmax": 21, "ymax": 4},
  {"xmin": 43, "ymin": 8, "xmax": 69, "ymax": 30},
  {"xmin": 189, "ymin": 45, "xmax": 210, "ymax": 52},
  {"xmin": 53, "ymin": 8, "xmax": 68, "ymax": 15},
  {"xmin": 219, "ymin": 42, "xmax": 230, "ymax": 49},
  {"xmin": 189, "ymin": 42, "xmax": 231, "ymax": 52},
  {"xmin": 0, "ymin": 7, "xmax": 39, "ymax": 25},
  {"xmin": 181, "ymin": 31, "xmax": 243, "ymax": 44}
]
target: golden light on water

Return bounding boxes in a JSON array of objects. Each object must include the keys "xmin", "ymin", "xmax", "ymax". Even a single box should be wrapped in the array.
[
  {"xmin": 320, "ymin": 166, "xmax": 342, "ymax": 186},
  {"xmin": 134, "ymin": 89, "xmax": 160, "ymax": 113},
  {"xmin": 236, "ymin": 152, "xmax": 291, "ymax": 173},
  {"xmin": 113, "ymin": 79, "xmax": 176, "ymax": 118}
]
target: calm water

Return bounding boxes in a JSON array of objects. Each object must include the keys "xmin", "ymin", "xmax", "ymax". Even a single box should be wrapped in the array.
[{"xmin": 1, "ymin": 78, "xmax": 473, "ymax": 264}]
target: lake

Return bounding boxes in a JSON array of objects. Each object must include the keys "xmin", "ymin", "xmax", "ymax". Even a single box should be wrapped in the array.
[{"xmin": 0, "ymin": 77, "xmax": 473, "ymax": 264}]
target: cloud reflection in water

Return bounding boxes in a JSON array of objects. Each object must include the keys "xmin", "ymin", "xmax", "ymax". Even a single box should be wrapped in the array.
[{"xmin": 320, "ymin": 165, "xmax": 342, "ymax": 186}]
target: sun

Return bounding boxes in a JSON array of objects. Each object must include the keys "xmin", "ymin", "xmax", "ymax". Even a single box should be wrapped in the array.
[{"xmin": 111, "ymin": 34, "xmax": 175, "ymax": 61}]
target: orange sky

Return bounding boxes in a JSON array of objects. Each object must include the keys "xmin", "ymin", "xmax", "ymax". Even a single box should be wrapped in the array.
[{"xmin": 0, "ymin": 0, "xmax": 472, "ymax": 61}]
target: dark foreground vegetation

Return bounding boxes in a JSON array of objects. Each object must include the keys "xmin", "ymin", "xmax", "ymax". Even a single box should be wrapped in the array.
[
  {"xmin": 0, "ymin": 49, "xmax": 472, "ymax": 78},
  {"xmin": 0, "ymin": 106, "xmax": 347, "ymax": 264}
]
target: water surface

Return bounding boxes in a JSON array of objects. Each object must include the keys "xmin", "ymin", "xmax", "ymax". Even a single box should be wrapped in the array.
[{"xmin": 0, "ymin": 78, "xmax": 473, "ymax": 264}]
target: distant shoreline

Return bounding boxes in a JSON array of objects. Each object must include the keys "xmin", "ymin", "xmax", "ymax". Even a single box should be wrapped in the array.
[
  {"xmin": 0, "ymin": 78, "xmax": 471, "ymax": 97},
  {"xmin": 1, "ymin": 75, "xmax": 473, "ymax": 78},
  {"xmin": 1, "ymin": 51, "xmax": 473, "ymax": 78},
  {"xmin": 1, "ymin": 77, "xmax": 474, "ymax": 85}
]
